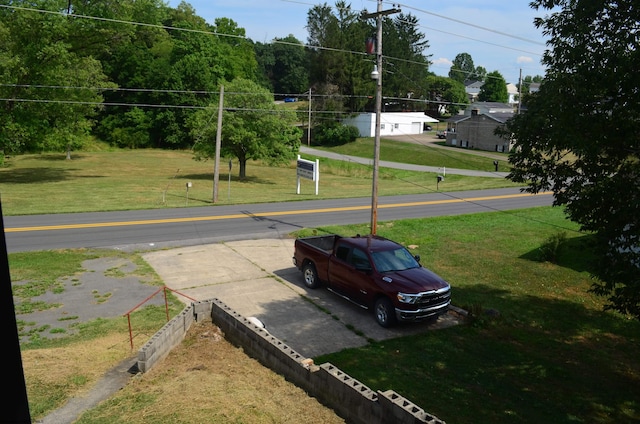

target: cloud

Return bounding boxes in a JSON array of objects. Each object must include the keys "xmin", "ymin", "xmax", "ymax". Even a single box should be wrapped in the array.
[
  {"xmin": 432, "ymin": 57, "xmax": 453, "ymax": 67},
  {"xmin": 516, "ymin": 56, "xmax": 534, "ymax": 64}
]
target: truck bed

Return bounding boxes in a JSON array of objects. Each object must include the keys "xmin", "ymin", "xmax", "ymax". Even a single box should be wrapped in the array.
[{"xmin": 296, "ymin": 234, "xmax": 339, "ymax": 253}]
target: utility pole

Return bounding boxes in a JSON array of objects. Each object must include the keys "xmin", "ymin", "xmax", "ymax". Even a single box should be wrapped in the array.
[
  {"xmin": 213, "ymin": 85, "xmax": 224, "ymax": 203},
  {"xmin": 362, "ymin": 1, "xmax": 400, "ymax": 235},
  {"xmin": 517, "ymin": 69, "xmax": 523, "ymax": 114},
  {"xmin": 307, "ymin": 88, "xmax": 312, "ymax": 146}
]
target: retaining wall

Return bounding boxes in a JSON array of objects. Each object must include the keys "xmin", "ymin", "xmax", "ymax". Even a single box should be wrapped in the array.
[
  {"xmin": 137, "ymin": 300, "xmax": 211, "ymax": 373},
  {"xmin": 137, "ymin": 298, "xmax": 445, "ymax": 424}
]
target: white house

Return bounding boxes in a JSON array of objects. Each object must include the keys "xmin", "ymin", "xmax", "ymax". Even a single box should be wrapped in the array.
[
  {"xmin": 465, "ymin": 80, "xmax": 484, "ymax": 102},
  {"xmin": 342, "ymin": 112, "xmax": 439, "ymax": 137}
]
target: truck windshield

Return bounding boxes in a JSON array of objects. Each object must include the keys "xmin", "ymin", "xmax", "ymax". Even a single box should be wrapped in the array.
[{"xmin": 371, "ymin": 248, "xmax": 420, "ymax": 273}]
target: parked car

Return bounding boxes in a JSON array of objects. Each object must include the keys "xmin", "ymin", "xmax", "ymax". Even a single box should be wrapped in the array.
[
  {"xmin": 436, "ymin": 130, "xmax": 447, "ymax": 139},
  {"xmin": 292, "ymin": 234, "xmax": 452, "ymax": 327}
]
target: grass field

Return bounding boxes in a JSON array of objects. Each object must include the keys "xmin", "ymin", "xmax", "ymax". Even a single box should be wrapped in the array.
[
  {"xmin": 0, "ymin": 138, "xmax": 517, "ymax": 216},
  {"xmin": 6, "ymin": 140, "xmax": 639, "ymax": 423}
]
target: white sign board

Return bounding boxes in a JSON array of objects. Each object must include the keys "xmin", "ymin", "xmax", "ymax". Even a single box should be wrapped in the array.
[{"xmin": 296, "ymin": 155, "xmax": 319, "ymax": 195}]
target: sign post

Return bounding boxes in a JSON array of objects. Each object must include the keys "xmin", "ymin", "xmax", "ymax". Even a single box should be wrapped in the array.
[{"xmin": 296, "ymin": 155, "xmax": 319, "ymax": 195}]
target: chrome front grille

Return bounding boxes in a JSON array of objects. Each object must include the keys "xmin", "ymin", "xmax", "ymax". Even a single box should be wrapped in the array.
[{"xmin": 416, "ymin": 288, "xmax": 451, "ymax": 307}]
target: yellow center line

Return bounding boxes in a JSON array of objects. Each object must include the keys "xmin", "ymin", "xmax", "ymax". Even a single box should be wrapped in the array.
[{"xmin": 4, "ymin": 192, "xmax": 551, "ymax": 233}]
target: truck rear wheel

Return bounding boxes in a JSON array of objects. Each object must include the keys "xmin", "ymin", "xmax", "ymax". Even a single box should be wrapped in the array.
[
  {"xmin": 302, "ymin": 262, "xmax": 320, "ymax": 289},
  {"xmin": 374, "ymin": 297, "xmax": 396, "ymax": 328}
]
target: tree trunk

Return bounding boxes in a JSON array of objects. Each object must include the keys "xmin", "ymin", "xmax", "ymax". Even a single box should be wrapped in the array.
[{"xmin": 238, "ymin": 159, "xmax": 247, "ymax": 179}]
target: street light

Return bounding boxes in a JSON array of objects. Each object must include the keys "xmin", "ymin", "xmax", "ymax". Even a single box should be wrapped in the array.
[{"xmin": 371, "ymin": 65, "xmax": 379, "ymax": 80}]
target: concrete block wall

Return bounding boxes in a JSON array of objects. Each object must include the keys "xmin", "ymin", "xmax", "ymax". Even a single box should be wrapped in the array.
[
  {"xmin": 137, "ymin": 298, "xmax": 446, "ymax": 423},
  {"xmin": 137, "ymin": 303, "xmax": 197, "ymax": 373}
]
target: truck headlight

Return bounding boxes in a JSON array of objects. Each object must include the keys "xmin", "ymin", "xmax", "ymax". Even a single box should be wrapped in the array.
[{"xmin": 397, "ymin": 292, "xmax": 418, "ymax": 304}]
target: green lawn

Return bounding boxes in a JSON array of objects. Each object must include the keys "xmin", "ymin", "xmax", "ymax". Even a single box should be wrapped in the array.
[
  {"xmin": 0, "ymin": 140, "xmax": 518, "ymax": 216},
  {"xmin": 309, "ymin": 208, "xmax": 640, "ymax": 424}
]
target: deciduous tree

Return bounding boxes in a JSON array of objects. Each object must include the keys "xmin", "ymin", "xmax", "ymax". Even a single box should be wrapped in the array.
[
  {"xmin": 255, "ymin": 35, "xmax": 309, "ymax": 96},
  {"xmin": 478, "ymin": 71, "xmax": 508, "ymax": 103},
  {"xmin": 500, "ymin": 0, "xmax": 640, "ymax": 319},
  {"xmin": 307, "ymin": 1, "xmax": 371, "ymax": 113},
  {"xmin": 0, "ymin": 0, "xmax": 114, "ymax": 154},
  {"xmin": 448, "ymin": 53, "xmax": 487, "ymax": 85},
  {"xmin": 382, "ymin": 13, "xmax": 431, "ymax": 102},
  {"xmin": 191, "ymin": 78, "xmax": 301, "ymax": 179},
  {"xmin": 424, "ymin": 75, "xmax": 468, "ymax": 116}
]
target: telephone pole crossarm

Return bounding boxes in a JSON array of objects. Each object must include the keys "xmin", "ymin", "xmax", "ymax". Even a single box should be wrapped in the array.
[{"xmin": 360, "ymin": 7, "xmax": 401, "ymax": 20}]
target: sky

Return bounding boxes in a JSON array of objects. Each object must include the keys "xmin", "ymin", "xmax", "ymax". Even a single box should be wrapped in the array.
[{"xmin": 166, "ymin": 0, "xmax": 551, "ymax": 85}]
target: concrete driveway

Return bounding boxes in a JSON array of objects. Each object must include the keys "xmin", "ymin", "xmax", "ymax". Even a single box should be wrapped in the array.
[{"xmin": 142, "ymin": 238, "xmax": 462, "ymax": 358}]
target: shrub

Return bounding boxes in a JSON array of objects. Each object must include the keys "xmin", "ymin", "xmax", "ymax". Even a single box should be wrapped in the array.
[
  {"xmin": 538, "ymin": 231, "xmax": 567, "ymax": 263},
  {"xmin": 314, "ymin": 122, "xmax": 359, "ymax": 146}
]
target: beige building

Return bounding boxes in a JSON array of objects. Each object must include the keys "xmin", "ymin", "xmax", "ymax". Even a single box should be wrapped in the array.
[{"xmin": 444, "ymin": 102, "xmax": 515, "ymax": 152}]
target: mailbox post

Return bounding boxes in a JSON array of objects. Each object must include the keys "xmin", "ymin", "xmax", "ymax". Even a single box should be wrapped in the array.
[{"xmin": 185, "ymin": 182, "xmax": 192, "ymax": 206}]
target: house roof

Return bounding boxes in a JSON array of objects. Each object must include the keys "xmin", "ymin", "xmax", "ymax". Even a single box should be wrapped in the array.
[
  {"xmin": 446, "ymin": 111, "xmax": 513, "ymax": 124},
  {"xmin": 465, "ymin": 80, "xmax": 484, "ymax": 88},
  {"xmin": 469, "ymin": 101, "xmax": 513, "ymax": 110},
  {"xmin": 347, "ymin": 112, "xmax": 439, "ymax": 123}
]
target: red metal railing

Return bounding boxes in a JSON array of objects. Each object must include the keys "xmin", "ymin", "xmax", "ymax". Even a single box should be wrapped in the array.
[{"xmin": 123, "ymin": 286, "xmax": 197, "ymax": 350}]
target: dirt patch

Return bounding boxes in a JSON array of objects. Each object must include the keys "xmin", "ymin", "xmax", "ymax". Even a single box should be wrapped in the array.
[{"xmin": 71, "ymin": 321, "xmax": 346, "ymax": 423}]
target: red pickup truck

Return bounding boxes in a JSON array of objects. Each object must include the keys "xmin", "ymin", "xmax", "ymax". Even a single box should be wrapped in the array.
[{"xmin": 292, "ymin": 234, "xmax": 451, "ymax": 327}]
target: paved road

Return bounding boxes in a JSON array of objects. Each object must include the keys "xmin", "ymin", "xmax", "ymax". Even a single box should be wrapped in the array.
[
  {"xmin": 3, "ymin": 188, "xmax": 552, "ymax": 253},
  {"xmin": 300, "ymin": 145, "xmax": 509, "ymax": 177}
]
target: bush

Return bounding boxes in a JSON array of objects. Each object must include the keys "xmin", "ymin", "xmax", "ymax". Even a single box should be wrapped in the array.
[
  {"xmin": 313, "ymin": 122, "xmax": 359, "ymax": 146},
  {"xmin": 538, "ymin": 231, "xmax": 567, "ymax": 263}
]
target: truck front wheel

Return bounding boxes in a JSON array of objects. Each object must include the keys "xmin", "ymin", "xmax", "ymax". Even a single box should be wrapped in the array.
[
  {"xmin": 302, "ymin": 262, "xmax": 320, "ymax": 289},
  {"xmin": 374, "ymin": 297, "xmax": 396, "ymax": 328}
]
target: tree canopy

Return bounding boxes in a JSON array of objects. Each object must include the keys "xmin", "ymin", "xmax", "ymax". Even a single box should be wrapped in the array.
[
  {"xmin": 448, "ymin": 53, "xmax": 486, "ymax": 84},
  {"xmin": 1, "ymin": 0, "xmax": 442, "ymax": 156},
  {"xmin": 306, "ymin": 2, "xmax": 431, "ymax": 114},
  {"xmin": 478, "ymin": 71, "xmax": 508, "ymax": 103},
  {"xmin": 424, "ymin": 75, "xmax": 468, "ymax": 116},
  {"xmin": 190, "ymin": 78, "xmax": 302, "ymax": 179},
  {"xmin": 0, "ymin": 0, "xmax": 116, "ymax": 153},
  {"xmin": 501, "ymin": 0, "xmax": 640, "ymax": 319},
  {"xmin": 255, "ymin": 35, "xmax": 309, "ymax": 96}
]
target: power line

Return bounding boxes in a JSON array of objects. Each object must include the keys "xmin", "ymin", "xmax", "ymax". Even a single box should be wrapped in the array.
[
  {"xmin": 0, "ymin": 3, "xmax": 544, "ymax": 82},
  {"xmin": 284, "ymin": 0, "xmax": 546, "ymax": 54},
  {"xmin": 393, "ymin": 2, "xmax": 546, "ymax": 46}
]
